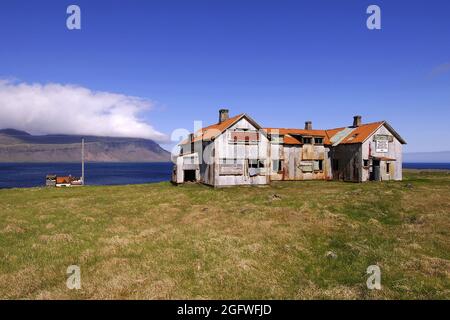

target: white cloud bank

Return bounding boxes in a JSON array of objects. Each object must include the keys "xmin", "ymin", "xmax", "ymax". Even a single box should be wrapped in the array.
[{"xmin": 0, "ymin": 80, "xmax": 168, "ymax": 142}]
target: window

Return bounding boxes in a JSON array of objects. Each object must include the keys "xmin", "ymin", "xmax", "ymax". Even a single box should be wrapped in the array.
[
  {"xmin": 220, "ymin": 159, "xmax": 239, "ymax": 165},
  {"xmin": 270, "ymin": 135, "xmax": 284, "ymax": 144},
  {"xmin": 219, "ymin": 159, "xmax": 243, "ymax": 175},
  {"xmin": 363, "ymin": 159, "xmax": 369, "ymax": 167},
  {"xmin": 314, "ymin": 137, "xmax": 323, "ymax": 144},
  {"xmin": 386, "ymin": 162, "xmax": 390, "ymax": 174},
  {"xmin": 272, "ymin": 160, "xmax": 284, "ymax": 172},
  {"xmin": 248, "ymin": 159, "xmax": 265, "ymax": 169},
  {"xmin": 303, "ymin": 137, "xmax": 312, "ymax": 144},
  {"xmin": 313, "ymin": 160, "xmax": 323, "ymax": 171},
  {"xmin": 229, "ymin": 130, "xmax": 259, "ymax": 144},
  {"xmin": 300, "ymin": 162, "xmax": 314, "ymax": 172}
]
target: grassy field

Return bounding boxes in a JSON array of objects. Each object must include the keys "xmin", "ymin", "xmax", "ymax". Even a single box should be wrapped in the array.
[{"xmin": 0, "ymin": 170, "xmax": 449, "ymax": 299}]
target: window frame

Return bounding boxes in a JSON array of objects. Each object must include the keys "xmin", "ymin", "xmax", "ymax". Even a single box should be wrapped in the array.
[
  {"xmin": 302, "ymin": 137, "xmax": 313, "ymax": 144},
  {"xmin": 314, "ymin": 137, "xmax": 324, "ymax": 145}
]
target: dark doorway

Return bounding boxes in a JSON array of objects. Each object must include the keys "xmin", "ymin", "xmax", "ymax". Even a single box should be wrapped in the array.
[
  {"xmin": 184, "ymin": 170, "xmax": 196, "ymax": 182},
  {"xmin": 371, "ymin": 159, "xmax": 381, "ymax": 181}
]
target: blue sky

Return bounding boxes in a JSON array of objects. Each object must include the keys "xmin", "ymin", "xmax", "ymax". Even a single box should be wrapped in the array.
[{"xmin": 0, "ymin": 0, "xmax": 449, "ymax": 152}]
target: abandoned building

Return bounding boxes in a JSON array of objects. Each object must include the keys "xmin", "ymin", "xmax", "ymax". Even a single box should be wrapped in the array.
[{"xmin": 172, "ymin": 109, "xmax": 406, "ymax": 187}]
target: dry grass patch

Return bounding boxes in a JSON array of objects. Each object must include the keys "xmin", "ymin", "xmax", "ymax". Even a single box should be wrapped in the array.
[{"xmin": 0, "ymin": 170, "xmax": 449, "ymax": 299}]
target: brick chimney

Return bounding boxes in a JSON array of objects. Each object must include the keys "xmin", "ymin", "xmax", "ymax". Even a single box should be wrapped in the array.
[
  {"xmin": 219, "ymin": 109, "xmax": 229, "ymax": 123},
  {"xmin": 304, "ymin": 121, "xmax": 312, "ymax": 130},
  {"xmin": 353, "ymin": 115, "xmax": 362, "ymax": 127}
]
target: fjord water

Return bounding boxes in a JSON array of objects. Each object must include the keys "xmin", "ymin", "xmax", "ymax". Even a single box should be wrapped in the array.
[
  {"xmin": 402, "ymin": 163, "xmax": 450, "ymax": 170},
  {"xmin": 0, "ymin": 162, "xmax": 449, "ymax": 189},
  {"xmin": 0, "ymin": 162, "xmax": 173, "ymax": 189}
]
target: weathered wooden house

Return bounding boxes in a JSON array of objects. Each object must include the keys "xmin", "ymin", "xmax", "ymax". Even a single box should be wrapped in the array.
[{"xmin": 173, "ymin": 110, "xmax": 406, "ymax": 187}]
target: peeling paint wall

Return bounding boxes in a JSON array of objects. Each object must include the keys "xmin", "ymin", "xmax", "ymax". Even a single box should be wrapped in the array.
[
  {"xmin": 329, "ymin": 144, "xmax": 362, "ymax": 182},
  {"xmin": 270, "ymin": 144, "xmax": 331, "ymax": 181},
  {"xmin": 174, "ymin": 118, "xmax": 404, "ymax": 186},
  {"xmin": 361, "ymin": 124, "xmax": 403, "ymax": 181},
  {"xmin": 214, "ymin": 118, "xmax": 270, "ymax": 187}
]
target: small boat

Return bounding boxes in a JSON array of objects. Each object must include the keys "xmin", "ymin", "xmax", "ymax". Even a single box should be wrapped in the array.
[{"xmin": 45, "ymin": 139, "xmax": 85, "ymax": 187}]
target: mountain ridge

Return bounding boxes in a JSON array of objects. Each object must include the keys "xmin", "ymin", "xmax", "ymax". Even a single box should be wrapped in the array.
[{"xmin": 0, "ymin": 129, "xmax": 171, "ymax": 163}]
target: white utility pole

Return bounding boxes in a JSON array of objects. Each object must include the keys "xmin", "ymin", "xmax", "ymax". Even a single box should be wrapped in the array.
[{"xmin": 81, "ymin": 138, "xmax": 85, "ymax": 185}]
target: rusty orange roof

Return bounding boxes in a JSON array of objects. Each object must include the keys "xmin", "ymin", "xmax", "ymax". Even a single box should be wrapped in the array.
[
  {"xmin": 265, "ymin": 122, "xmax": 395, "ymax": 145},
  {"xmin": 56, "ymin": 176, "xmax": 71, "ymax": 184},
  {"xmin": 326, "ymin": 121, "xmax": 385, "ymax": 145},
  {"xmin": 264, "ymin": 128, "xmax": 327, "ymax": 136},
  {"xmin": 180, "ymin": 113, "xmax": 247, "ymax": 145},
  {"xmin": 264, "ymin": 128, "xmax": 330, "ymax": 144},
  {"xmin": 283, "ymin": 135, "xmax": 302, "ymax": 145},
  {"xmin": 180, "ymin": 115, "xmax": 406, "ymax": 146}
]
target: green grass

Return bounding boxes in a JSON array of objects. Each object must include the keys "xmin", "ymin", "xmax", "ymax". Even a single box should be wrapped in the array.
[{"xmin": 0, "ymin": 170, "xmax": 449, "ymax": 299}]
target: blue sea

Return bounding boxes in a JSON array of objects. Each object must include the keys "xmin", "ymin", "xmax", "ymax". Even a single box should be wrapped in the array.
[
  {"xmin": 403, "ymin": 163, "xmax": 450, "ymax": 170},
  {"xmin": 0, "ymin": 162, "xmax": 448, "ymax": 189},
  {"xmin": 0, "ymin": 162, "xmax": 173, "ymax": 189}
]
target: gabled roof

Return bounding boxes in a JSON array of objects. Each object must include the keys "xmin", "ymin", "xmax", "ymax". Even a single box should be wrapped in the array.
[
  {"xmin": 326, "ymin": 122, "xmax": 384, "ymax": 145},
  {"xmin": 180, "ymin": 113, "xmax": 407, "ymax": 146},
  {"xmin": 264, "ymin": 121, "xmax": 406, "ymax": 146},
  {"xmin": 325, "ymin": 121, "xmax": 407, "ymax": 145},
  {"xmin": 180, "ymin": 113, "xmax": 263, "ymax": 145}
]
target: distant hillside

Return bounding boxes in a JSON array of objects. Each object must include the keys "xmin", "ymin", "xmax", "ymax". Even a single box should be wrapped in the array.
[
  {"xmin": 404, "ymin": 151, "xmax": 450, "ymax": 163},
  {"xmin": 0, "ymin": 129, "xmax": 171, "ymax": 162}
]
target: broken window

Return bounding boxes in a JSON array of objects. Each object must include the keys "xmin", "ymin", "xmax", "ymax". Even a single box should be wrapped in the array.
[
  {"xmin": 248, "ymin": 159, "xmax": 265, "ymax": 176},
  {"xmin": 303, "ymin": 137, "xmax": 312, "ymax": 144},
  {"xmin": 259, "ymin": 160, "xmax": 265, "ymax": 168},
  {"xmin": 314, "ymin": 137, "xmax": 323, "ymax": 144},
  {"xmin": 313, "ymin": 160, "xmax": 323, "ymax": 171},
  {"xmin": 272, "ymin": 160, "xmax": 284, "ymax": 172},
  {"xmin": 313, "ymin": 161, "xmax": 319, "ymax": 171},
  {"xmin": 248, "ymin": 159, "xmax": 265, "ymax": 169}
]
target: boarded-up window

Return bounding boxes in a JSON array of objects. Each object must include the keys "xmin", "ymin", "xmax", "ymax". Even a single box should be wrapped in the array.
[
  {"xmin": 270, "ymin": 135, "xmax": 284, "ymax": 144},
  {"xmin": 229, "ymin": 131, "xmax": 259, "ymax": 144},
  {"xmin": 300, "ymin": 161, "xmax": 314, "ymax": 172},
  {"xmin": 219, "ymin": 159, "xmax": 243, "ymax": 175}
]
